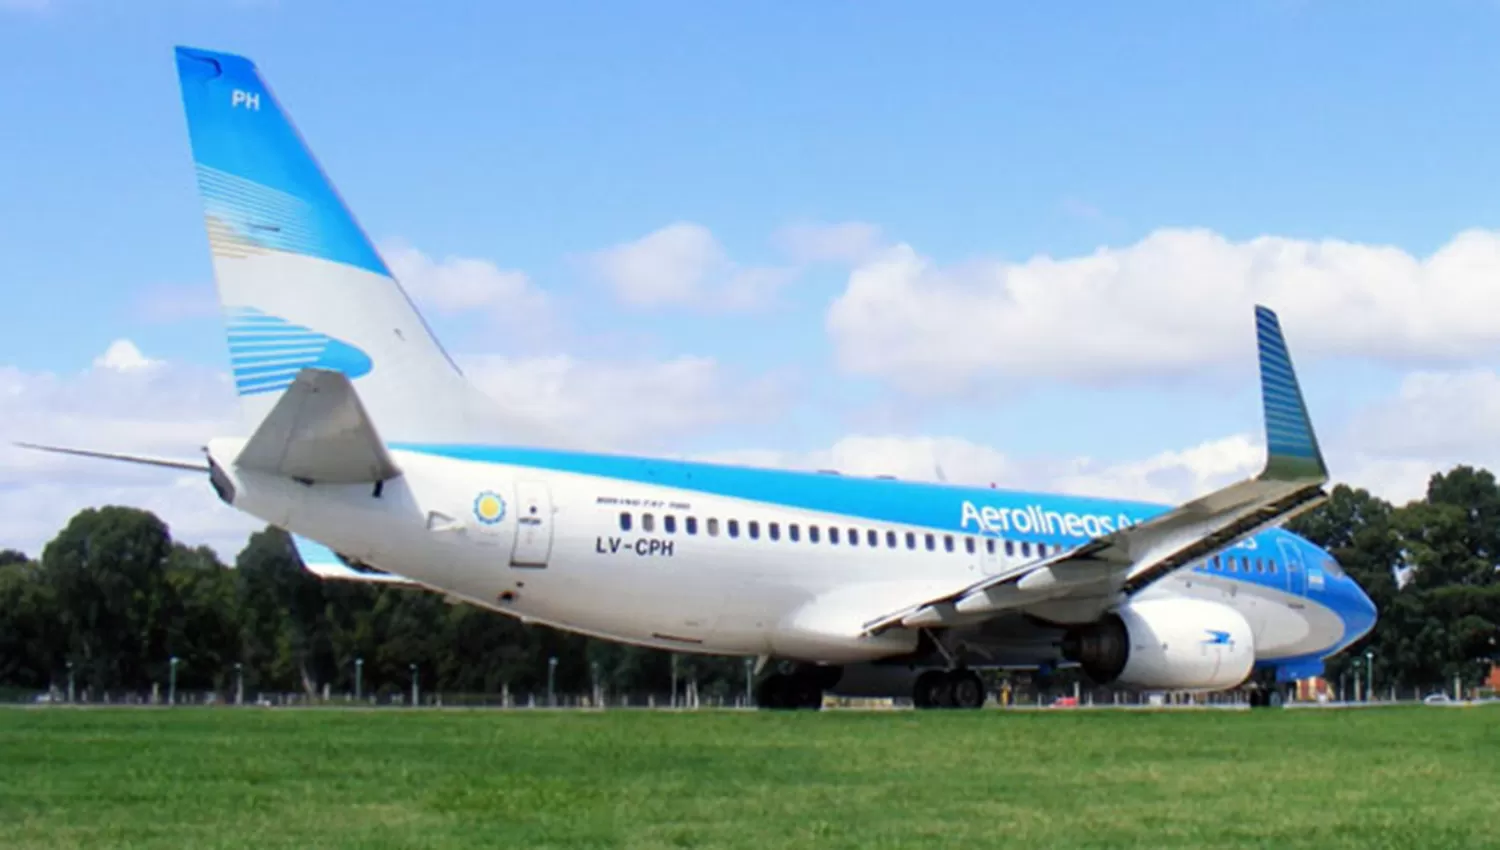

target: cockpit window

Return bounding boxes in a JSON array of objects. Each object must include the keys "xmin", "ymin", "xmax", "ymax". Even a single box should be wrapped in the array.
[{"xmin": 1321, "ymin": 556, "xmax": 1345, "ymax": 578}]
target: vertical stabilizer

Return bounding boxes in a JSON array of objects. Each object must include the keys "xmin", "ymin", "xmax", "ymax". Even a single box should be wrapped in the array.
[{"xmin": 174, "ymin": 46, "xmax": 484, "ymax": 442}]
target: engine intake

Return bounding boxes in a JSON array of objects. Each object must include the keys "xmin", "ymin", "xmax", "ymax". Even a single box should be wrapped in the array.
[{"xmin": 1063, "ymin": 598, "xmax": 1255, "ymax": 692}]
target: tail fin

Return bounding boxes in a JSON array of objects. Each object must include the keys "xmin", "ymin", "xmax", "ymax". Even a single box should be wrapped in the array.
[{"xmin": 174, "ymin": 46, "xmax": 481, "ymax": 442}]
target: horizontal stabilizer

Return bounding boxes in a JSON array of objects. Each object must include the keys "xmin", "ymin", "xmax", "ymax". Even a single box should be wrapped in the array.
[
  {"xmin": 289, "ymin": 534, "xmax": 417, "ymax": 585},
  {"xmin": 236, "ymin": 367, "xmax": 400, "ymax": 484},
  {"xmin": 13, "ymin": 443, "xmax": 209, "ymax": 472}
]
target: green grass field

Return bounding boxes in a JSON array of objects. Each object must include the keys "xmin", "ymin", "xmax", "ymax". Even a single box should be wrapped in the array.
[{"xmin": 3, "ymin": 706, "xmax": 1497, "ymax": 849}]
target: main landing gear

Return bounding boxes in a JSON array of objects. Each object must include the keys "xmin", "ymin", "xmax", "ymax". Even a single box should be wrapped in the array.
[
  {"xmin": 1246, "ymin": 685, "xmax": 1286, "ymax": 708},
  {"xmin": 913, "ymin": 668, "xmax": 987, "ymax": 710},
  {"xmin": 756, "ymin": 665, "xmax": 838, "ymax": 710}
]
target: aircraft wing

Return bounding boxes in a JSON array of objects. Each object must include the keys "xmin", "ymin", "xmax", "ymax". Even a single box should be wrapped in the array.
[{"xmin": 862, "ymin": 305, "xmax": 1328, "ymax": 635}]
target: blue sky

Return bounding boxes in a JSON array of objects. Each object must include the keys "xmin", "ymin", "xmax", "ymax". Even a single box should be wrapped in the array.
[{"xmin": 6, "ymin": 0, "xmax": 1500, "ymax": 554}]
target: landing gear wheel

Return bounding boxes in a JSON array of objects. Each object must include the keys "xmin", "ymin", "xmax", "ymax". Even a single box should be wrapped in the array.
[
  {"xmin": 950, "ymin": 670, "xmax": 986, "ymax": 709},
  {"xmin": 756, "ymin": 673, "xmax": 791, "ymax": 710},
  {"xmin": 913, "ymin": 670, "xmax": 956, "ymax": 709},
  {"xmin": 755, "ymin": 669, "xmax": 825, "ymax": 711}
]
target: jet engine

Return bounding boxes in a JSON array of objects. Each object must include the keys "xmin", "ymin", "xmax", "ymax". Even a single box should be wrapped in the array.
[{"xmin": 1062, "ymin": 598, "xmax": 1255, "ymax": 692}]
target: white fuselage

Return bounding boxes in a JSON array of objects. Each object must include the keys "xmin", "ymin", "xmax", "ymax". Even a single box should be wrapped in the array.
[{"xmin": 212, "ymin": 440, "xmax": 1346, "ymax": 668}]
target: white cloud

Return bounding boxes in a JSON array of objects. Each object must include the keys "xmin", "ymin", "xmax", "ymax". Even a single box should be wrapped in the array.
[
  {"xmin": 460, "ymin": 354, "xmax": 783, "ymax": 451},
  {"xmin": 587, "ymin": 222, "xmax": 795, "ymax": 310},
  {"xmin": 1049, "ymin": 435, "xmax": 1262, "ymax": 505},
  {"xmin": 773, "ymin": 221, "xmax": 885, "ymax": 265},
  {"xmin": 0, "ymin": 344, "xmax": 257, "ymax": 560},
  {"xmin": 827, "ymin": 227, "xmax": 1500, "ymax": 394},
  {"xmin": 1331, "ymin": 368, "xmax": 1500, "ymax": 505},
  {"xmin": 93, "ymin": 339, "xmax": 159, "ymax": 373},
  {"xmin": 383, "ymin": 241, "xmax": 550, "ymax": 329}
]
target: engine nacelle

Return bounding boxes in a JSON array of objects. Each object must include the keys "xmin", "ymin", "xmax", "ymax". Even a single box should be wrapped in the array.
[{"xmin": 1063, "ymin": 598, "xmax": 1255, "ymax": 692}]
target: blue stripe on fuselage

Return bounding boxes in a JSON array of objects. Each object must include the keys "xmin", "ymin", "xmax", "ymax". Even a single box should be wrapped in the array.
[{"xmin": 395, "ymin": 442, "xmax": 1297, "ymax": 565}]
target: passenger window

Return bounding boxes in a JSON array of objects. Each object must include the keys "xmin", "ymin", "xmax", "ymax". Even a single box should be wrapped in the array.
[
  {"xmin": 1256, "ymin": 558, "xmax": 1264, "ymax": 574},
  {"xmin": 810, "ymin": 525, "xmax": 821, "ymax": 543},
  {"xmin": 868, "ymin": 529, "xmax": 879, "ymax": 548},
  {"xmin": 620, "ymin": 512, "xmax": 632, "ymax": 531},
  {"xmin": 906, "ymin": 532, "xmax": 917, "ymax": 550},
  {"xmin": 748, "ymin": 521, "xmax": 760, "ymax": 540},
  {"xmin": 985, "ymin": 539, "xmax": 995, "ymax": 555},
  {"xmin": 707, "ymin": 518, "xmax": 719, "ymax": 536},
  {"xmin": 830, "ymin": 527, "xmax": 840, "ymax": 544},
  {"xmin": 849, "ymin": 528, "xmax": 860, "ymax": 546},
  {"xmin": 1212, "ymin": 555, "xmax": 1221, "ymax": 571},
  {"xmin": 686, "ymin": 517, "xmax": 698, "ymax": 535},
  {"xmin": 965, "ymin": 537, "xmax": 976, "ymax": 554},
  {"xmin": 643, "ymin": 513, "xmax": 655, "ymax": 533},
  {"xmin": 664, "ymin": 515, "xmax": 676, "ymax": 534},
  {"xmin": 1021, "ymin": 541, "xmax": 1031, "ymax": 557},
  {"xmin": 728, "ymin": 519, "xmax": 740, "ymax": 538},
  {"xmin": 925, "ymin": 534, "xmax": 936, "ymax": 551},
  {"xmin": 944, "ymin": 535, "xmax": 954, "ymax": 553},
  {"xmin": 886, "ymin": 530, "xmax": 897, "ymax": 548},
  {"xmin": 1270, "ymin": 560, "xmax": 1278, "ymax": 573},
  {"xmin": 769, "ymin": 522, "xmax": 780, "ymax": 541},
  {"xmin": 789, "ymin": 524, "xmax": 800, "ymax": 542},
  {"xmin": 1228, "ymin": 557, "xmax": 1237, "ymax": 572},
  {"xmin": 1005, "ymin": 540, "xmax": 1015, "ymax": 557}
]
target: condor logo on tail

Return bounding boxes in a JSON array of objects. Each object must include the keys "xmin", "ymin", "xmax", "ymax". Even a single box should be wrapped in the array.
[{"xmin": 224, "ymin": 306, "xmax": 372, "ymax": 396}]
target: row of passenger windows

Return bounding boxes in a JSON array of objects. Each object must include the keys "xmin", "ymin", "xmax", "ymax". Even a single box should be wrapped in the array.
[
  {"xmin": 619, "ymin": 512, "xmax": 1062, "ymax": 557},
  {"xmin": 1196, "ymin": 555, "xmax": 1280, "ymax": 575},
  {"xmin": 618, "ymin": 510, "xmax": 1290, "ymax": 575}
]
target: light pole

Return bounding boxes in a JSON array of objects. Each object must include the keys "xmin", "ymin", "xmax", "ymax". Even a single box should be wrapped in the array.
[
  {"xmin": 744, "ymin": 658, "xmax": 753, "ymax": 707},
  {"xmin": 590, "ymin": 661, "xmax": 600, "ymax": 707},
  {"xmin": 670, "ymin": 654, "xmax": 678, "ymax": 708},
  {"xmin": 547, "ymin": 656, "xmax": 558, "ymax": 707},
  {"xmin": 354, "ymin": 657, "xmax": 363, "ymax": 702},
  {"xmin": 168, "ymin": 656, "xmax": 179, "ymax": 706},
  {"xmin": 410, "ymin": 663, "xmax": 419, "ymax": 707},
  {"xmin": 234, "ymin": 662, "xmax": 243, "ymax": 706},
  {"xmin": 66, "ymin": 661, "xmax": 74, "ymax": 704},
  {"xmin": 1365, "ymin": 650, "xmax": 1374, "ymax": 703}
]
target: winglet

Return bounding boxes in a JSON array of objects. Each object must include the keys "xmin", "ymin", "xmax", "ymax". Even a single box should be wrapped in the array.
[{"xmin": 1255, "ymin": 305, "xmax": 1327, "ymax": 482}]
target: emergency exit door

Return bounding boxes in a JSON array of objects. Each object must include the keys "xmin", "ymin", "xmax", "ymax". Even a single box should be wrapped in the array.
[{"xmin": 510, "ymin": 481, "xmax": 554, "ymax": 567}]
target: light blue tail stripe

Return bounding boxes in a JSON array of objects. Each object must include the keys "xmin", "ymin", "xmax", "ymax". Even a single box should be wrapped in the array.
[{"xmin": 218, "ymin": 306, "xmax": 372, "ymax": 396}]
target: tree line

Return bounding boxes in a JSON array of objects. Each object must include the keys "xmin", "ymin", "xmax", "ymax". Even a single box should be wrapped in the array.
[{"xmin": 1, "ymin": 467, "xmax": 1497, "ymax": 701}]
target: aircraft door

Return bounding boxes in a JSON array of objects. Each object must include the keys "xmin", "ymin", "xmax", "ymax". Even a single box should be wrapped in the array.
[
  {"xmin": 510, "ymin": 480, "xmax": 555, "ymax": 567},
  {"xmin": 1277, "ymin": 538, "xmax": 1307, "ymax": 597},
  {"xmin": 980, "ymin": 535, "xmax": 1005, "ymax": 576}
]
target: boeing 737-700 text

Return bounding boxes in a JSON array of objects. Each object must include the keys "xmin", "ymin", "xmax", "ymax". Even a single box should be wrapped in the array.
[{"xmin": 20, "ymin": 47, "xmax": 1378, "ymax": 709}]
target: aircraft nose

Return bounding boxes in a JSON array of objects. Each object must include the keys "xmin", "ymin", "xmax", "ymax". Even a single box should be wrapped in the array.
[{"xmin": 1343, "ymin": 573, "xmax": 1378, "ymax": 644}]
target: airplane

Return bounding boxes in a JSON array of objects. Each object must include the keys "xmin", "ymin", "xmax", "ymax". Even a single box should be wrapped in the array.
[{"xmin": 19, "ymin": 46, "xmax": 1377, "ymax": 710}]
